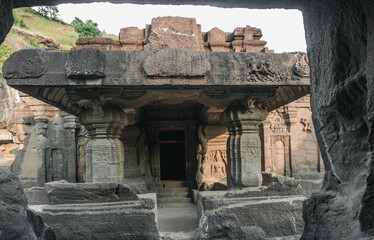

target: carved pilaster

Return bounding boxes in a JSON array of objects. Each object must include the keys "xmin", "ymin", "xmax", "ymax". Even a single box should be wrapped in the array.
[
  {"xmin": 79, "ymin": 108, "xmax": 127, "ymax": 183},
  {"xmin": 287, "ymin": 106, "xmax": 298, "ymax": 176},
  {"xmin": 222, "ymin": 105, "xmax": 268, "ymax": 188},
  {"xmin": 122, "ymin": 126, "xmax": 141, "ymax": 178}
]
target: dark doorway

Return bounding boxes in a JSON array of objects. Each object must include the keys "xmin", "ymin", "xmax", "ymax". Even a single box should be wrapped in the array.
[{"xmin": 159, "ymin": 130, "xmax": 186, "ymax": 180}]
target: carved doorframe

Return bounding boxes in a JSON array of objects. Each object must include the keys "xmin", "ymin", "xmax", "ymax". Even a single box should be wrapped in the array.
[
  {"xmin": 145, "ymin": 120, "xmax": 198, "ymax": 186},
  {"xmin": 270, "ymin": 135, "xmax": 291, "ymax": 176}
]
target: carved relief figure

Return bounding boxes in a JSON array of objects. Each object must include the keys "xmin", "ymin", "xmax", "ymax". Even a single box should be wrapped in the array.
[
  {"xmin": 76, "ymin": 127, "xmax": 88, "ymax": 182},
  {"xmin": 196, "ymin": 125, "xmax": 207, "ymax": 189},
  {"xmin": 300, "ymin": 118, "xmax": 312, "ymax": 132},
  {"xmin": 201, "ymin": 149, "xmax": 227, "ymax": 187},
  {"xmin": 211, "ymin": 150, "xmax": 226, "ymax": 179}
]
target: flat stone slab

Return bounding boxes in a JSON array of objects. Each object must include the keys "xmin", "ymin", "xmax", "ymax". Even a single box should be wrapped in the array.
[
  {"xmin": 197, "ymin": 193, "xmax": 305, "ymax": 239},
  {"xmin": 4, "ymin": 48, "xmax": 309, "ymax": 87},
  {"xmin": 3, "ymin": 48, "xmax": 310, "ymax": 116},
  {"xmin": 29, "ymin": 196, "xmax": 159, "ymax": 240},
  {"xmin": 44, "ymin": 180, "xmax": 138, "ymax": 205}
]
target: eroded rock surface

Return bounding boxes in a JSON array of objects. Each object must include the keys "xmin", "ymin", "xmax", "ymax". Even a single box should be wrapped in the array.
[
  {"xmin": 0, "ymin": 169, "xmax": 55, "ymax": 240},
  {"xmin": 31, "ymin": 194, "xmax": 159, "ymax": 240},
  {"xmin": 45, "ymin": 180, "xmax": 138, "ymax": 204},
  {"xmin": 0, "ymin": 0, "xmax": 12, "ymax": 44},
  {"xmin": 145, "ymin": 17, "xmax": 204, "ymax": 51},
  {"xmin": 301, "ymin": 1, "xmax": 374, "ymax": 239},
  {"xmin": 198, "ymin": 192, "xmax": 305, "ymax": 239}
]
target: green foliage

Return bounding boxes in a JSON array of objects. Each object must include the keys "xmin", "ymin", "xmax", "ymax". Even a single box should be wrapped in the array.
[
  {"xmin": 35, "ymin": 6, "xmax": 61, "ymax": 22},
  {"xmin": 18, "ymin": 20, "xmax": 28, "ymax": 29},
  {"xmin": 71, "ymin": 17, "xmax": 102, "ymax": 38},
  {"xmin": 0, "ymin": 44, "xmax": 14, "ymax": 71},
  {"xmin": 13, "ymin": 10, "xmax": 29, "ymax": 29},
  {"xmin": 28, "ymin": 37, "xmax": 40, "ymax": 47},
  {"xmin": 10, "ymin": 8, "xmax": 78, "ymax": 50},
  {"xmin": 13, "ymin": 10, "xmax": 19, "ymax": 25}
]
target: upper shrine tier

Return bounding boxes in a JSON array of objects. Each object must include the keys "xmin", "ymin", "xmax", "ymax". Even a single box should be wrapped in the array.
[{"xmin": 74, "ymin": 16, "xmax": 274, "ymax": 53}]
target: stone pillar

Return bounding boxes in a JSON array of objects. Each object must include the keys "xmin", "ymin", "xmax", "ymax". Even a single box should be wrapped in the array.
[
  {"xmin": 222, "ymin": 105, "xmax": 267, "ymax": 189},
  {"xmin": 79, "ymin": 108, "xmax": 127, "ymax": 183},
  {"xmin": 62, "ymin": 113, "xmax": 80, "ymax": 182}
]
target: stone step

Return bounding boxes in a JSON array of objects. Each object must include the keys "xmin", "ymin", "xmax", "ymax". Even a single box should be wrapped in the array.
[
  {"xmin": 158, "ymin": 202, "xmax": 196, "ymax": 208},
  {"xmin": 156, "ymin": 187, "xmax": 190, "ymax": 193},
  {"xmin": 158, "ymin": 181, "xmax": 188, "ymax": 188},
  {"xmin": 157, "ymin": 197, "xmax": 192, "ymax": 204},
  {"xmin": 160, "ymin": 231, "xmax": 197, "ymax": 240},
  {"xmin": 157, "ymin": 191, "xmax": 190, "ymax": 198}
]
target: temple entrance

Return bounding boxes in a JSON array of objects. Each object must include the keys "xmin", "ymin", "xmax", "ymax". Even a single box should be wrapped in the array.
[{"xmin": 159, "ymin": 130, "xmax": 186, "ymax": 181}]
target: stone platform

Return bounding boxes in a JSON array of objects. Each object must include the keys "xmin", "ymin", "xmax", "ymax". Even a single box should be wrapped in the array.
[
  {"xmin": 197, "ymin": 192, "xmax": 305, "ymax": 239},
  {"xmin": 28, "ymin": 181, "xmax": 159, "ymax": 240}
]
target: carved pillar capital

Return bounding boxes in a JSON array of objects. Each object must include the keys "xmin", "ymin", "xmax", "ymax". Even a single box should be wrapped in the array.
[
  {"xmin": 221, "ymin": 105, "xmax": 268, "ymax": 189},
  {"xmin": 222, "ymin": 106, "xmax": 268, "ymax": 131},
  {"xmin": 78, "ymin": 107, "xmax": 127, "ymax": 183},
  {"xmin": 79, "ymin": 108, "xmax": 127, "ymax": 138}
]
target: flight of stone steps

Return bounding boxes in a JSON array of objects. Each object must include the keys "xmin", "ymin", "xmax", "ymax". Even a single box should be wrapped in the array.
[{"xmin": 156, "ymin": 181, "xmax": 193, "ymax": 208}]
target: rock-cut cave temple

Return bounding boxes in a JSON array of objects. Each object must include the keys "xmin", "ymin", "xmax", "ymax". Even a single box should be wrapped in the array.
[{"xmin": 0, "ymin": 0, "xmax": 373, "ymax": 239}]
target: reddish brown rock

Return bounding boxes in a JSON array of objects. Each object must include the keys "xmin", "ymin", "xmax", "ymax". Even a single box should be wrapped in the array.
[
  {"xmin": 144, "ymin": 17, "xmax": 204, "ymax": 51},
  {"xmin": 120, "ymin": 27, "xmax": 144, "ymax": 42},
  {"xmin": 73, "ymin": 17, "xmax": 272, "ymax": 53}
]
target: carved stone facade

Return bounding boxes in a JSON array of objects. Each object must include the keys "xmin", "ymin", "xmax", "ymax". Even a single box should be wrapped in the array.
[
  {"xmin": 0, "ymin": 17, "xmax": 316, "ymax": 193},
  {"xmin": 262, "ymin": 94, "xmax": 323, "ymax": 179}
]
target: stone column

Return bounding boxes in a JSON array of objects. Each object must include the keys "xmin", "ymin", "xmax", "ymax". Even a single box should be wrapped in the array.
[
  {"xmin": 79, "ymin": 108, "xmax": 127, "ymax": 183},
  {"xmin": 62, "ymin": 113, "xmax": 80, "ymax": 182},
  {"xmin": 222, "ymin": 104, "xmax": 267, "ymax": 189}
]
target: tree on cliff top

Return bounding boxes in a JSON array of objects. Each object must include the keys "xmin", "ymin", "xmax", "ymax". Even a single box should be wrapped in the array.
[
  {"xmin": 71, "ymin": 17, "xmax": 102, "ymax": 38},
  {"xmin": 35, "ymin": 6, "xmax": 61, "ymax": 22}
]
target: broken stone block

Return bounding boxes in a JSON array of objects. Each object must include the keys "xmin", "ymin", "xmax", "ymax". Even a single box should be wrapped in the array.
[
  {"xmin": 44, "ymin": 180, "xmax": 139, "ymax": 204},
  {"xmin": 198, "ymin": 191, "xmax": 305, "ymax": 239},
  {"xmin": 119, "ymin": 27, "xmax": 144, "ymax": 42},
  {"xmin": 30, "ymin": 194, "xmax": 159, "ymax": 240},
  {"xmin": 145, "ymin": 16, "xmax": 204, "ymax": 51}
]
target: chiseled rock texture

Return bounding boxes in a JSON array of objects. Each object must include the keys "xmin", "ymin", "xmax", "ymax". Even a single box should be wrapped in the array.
[
  {"xmin": 0, "ymin": 0, "xmax": 12, "ymax": 44},
  {"xmin": 198, "ymin": 192, "xmax": 305, "ymax": 239},
  {"xmin": 31, "ymin": 194, "xmax": 160, "ymax": 240},
  {"xmin": 301, "ymin": 1, "xmax": 374, "ymax": 239},
  {"xmin": 0, "ymin": 169, "xmax": 55, "ymax": 240},
  {"xmin": 44, "ymin": 180, "xmax": 138, "ymax": 204},
  {"xmin": 145, "ymin": 16, "xmax": 204, "ymax": 51}
]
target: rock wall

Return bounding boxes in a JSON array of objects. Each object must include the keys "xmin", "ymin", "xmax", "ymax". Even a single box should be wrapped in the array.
[
  {"xmin": 301, "ymin": 0, "xmax": 374, "ymax": 239},
  {"xmin": 0, "ymin": 0, "xmax": 12, "ymax": 44},
  {"xmin": 0, "ymin": 169, "xmax": 55, "ymax": 240},
  {"xmin": 0, "ymin": 78, "xmax": 34, "ymax": 170}
]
